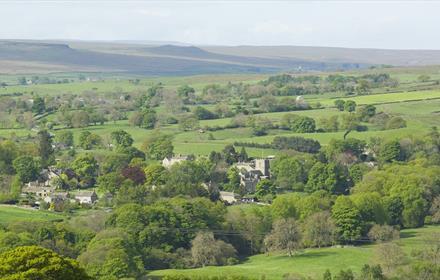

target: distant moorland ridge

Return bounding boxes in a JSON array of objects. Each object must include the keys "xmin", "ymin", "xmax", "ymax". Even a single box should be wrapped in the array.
[{"xmin": 1, "ymin": 39, "xmax": 440, "ymax": 75}]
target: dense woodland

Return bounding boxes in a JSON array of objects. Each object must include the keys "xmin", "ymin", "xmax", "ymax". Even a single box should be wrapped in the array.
[{"xmin": 1, "ymin": 69, "xmax": 440, "ymax": 280}]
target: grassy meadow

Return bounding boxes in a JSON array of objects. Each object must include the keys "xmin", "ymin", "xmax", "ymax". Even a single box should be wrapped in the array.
[
  {"xmin": 0, "ymin": 205, "xmax": 64, "ymax": 224},
  {"xmin": 0, "ymin": 73, "xmax": 267, "ymax": 96},
  {"xmin": 74, "ymin": 96, "xmax": 440, "ymax": 155},
  {"xmin": 2, "ymin": 90, "xmax": 439, "ymax": 157},
  {"xmin": 2, "ymin": 66, "xmax": 440, "ymax": 158},
  {"xmin": 2, "ymin": 65, "xmax": 440, "ymax": 280},
  {"xmin": 148, "ymin": 225, "xmax": 440, "ymax": 280}
]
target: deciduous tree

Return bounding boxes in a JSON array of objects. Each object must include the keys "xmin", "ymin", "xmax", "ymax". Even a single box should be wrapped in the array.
[
  {"xmin": 191, "ymin": 231, "xmax": 237, "ymax": 267},
  {"xmin": 264, "ymin": 218, "xmax": 302, "ymax": 257},
  {"xmin": 111, "ymin": 130, "xmax": 134, "ymax": 148},
  {"xmin": 13, "ymin": 156, "xmax": 40, "ymax": 183},
  {"xmin": 0, "ymin": 246, "xmax": 91, "ymax": 280},
  {"xmin": 334, "ymin": 99, "xmax": 346, "ymax": 111},
  {"xmin": 71, "ymin": 154, "xmax": 98, "ymax": 187},
  {"xmin": 374, "ymin": 242, "xmax": 406, "ymax": 273},
  {"xmin": 332, "ymin": 196, "xmax": 362, "ymax": 243},
  {"xmin": 142, "ymin": 134, "xmax": 174, "ymax": 160},
  {"xmin": 303, "ymin": 211, "xmax": 336, "ymax": 248},
  {"xmin": 55, "ymin": 131, "xmax": 74, "ymax": 147}
]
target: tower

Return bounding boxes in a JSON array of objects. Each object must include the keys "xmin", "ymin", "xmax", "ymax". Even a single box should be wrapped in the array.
[{"xmin": 254, "ymin": 159, "xmax": 270, "ymax": 177}]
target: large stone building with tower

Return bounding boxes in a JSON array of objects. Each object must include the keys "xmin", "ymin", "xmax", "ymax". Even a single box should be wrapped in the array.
[{"xmin": 236, "ymin": 158, "xmax": 272, "ymax": 193}]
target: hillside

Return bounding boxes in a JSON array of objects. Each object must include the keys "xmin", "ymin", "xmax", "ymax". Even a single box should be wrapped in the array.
[
  {"xmin": 204, "ymin": 45, "xmax": 440, "ymax": 66},
  {"xmin": 141, "ymin": 45, "xmax": 353, "ymax": 70},
  {"xmin": 0, "ymin": 40, "xmax": 365, "ymax": 75},
  {"xmin": 148, "ymin": 226, "xmax": 439, "ymax": 279},
  {"xmin": 1, "ymin": 61, "xmax": 440, "ymax": 280},
  {"xmin": 0, "ymin": 41, "xmax": 270, "ymax": 75},
  {"xmin": 2, "ymin": 40, "xmax": 440, "ymax": 76}
]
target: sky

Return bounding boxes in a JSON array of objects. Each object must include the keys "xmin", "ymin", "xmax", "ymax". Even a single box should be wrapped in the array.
[{"xmin": 0, "ymin": 0, "xmax": 439, "ymax": 49}]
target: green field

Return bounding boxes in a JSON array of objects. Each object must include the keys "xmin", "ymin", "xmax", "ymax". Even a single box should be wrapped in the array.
[
  {"xmin": 148, "ymin": 226, "xmax": 440, "ymax": 280},
  {"xmin": 0, "ymin": 73, "xmax": 266, "ymax": 96},
  {"xmin": 316, "ymin": 89, "xmax": 440, "ymax": 106},
  {"xmin": 0, "ymin": 205, "xmax": 64, "ymax": 224},
  {"xmin": 2, "ymin": 90, "xmax": 439, "ymax": 157},
  {"xmin": 2, "ymin": 68, "xmax": 440, "ymax": 158},
  {"xmin": 2, "ymin": 61, "xmax": 440, "ymax": 280}
]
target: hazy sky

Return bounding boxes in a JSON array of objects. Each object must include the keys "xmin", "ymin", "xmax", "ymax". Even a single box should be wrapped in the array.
[{"xmin": 1, "ymin": 0, "xmax": 439, "ymax": 49}]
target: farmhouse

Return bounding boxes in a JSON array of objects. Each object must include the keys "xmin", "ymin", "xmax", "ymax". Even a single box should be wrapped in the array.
[
  {"xmin": 22, "ymin": 185, "xmax": 55, "ymax": 198},
  {"xmin": 162, "ymin": 155, "xmax": 190, "ymax": 169},
  {"xmin": 75, "ymin": 191, "xmax": 98, "ymax": 204},
  {"xmin": 24, "ymin": 166, "xmax": 63, "ymax": 190},
  {"xmin": 21, "ymin": 166, "xmax": 67, "ymax": 200}
]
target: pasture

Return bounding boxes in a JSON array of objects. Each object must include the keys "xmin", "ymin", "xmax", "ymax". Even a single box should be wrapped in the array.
[
  {"xmin": 148, "ymin": 225, "xmax": 440, "ymax": 280},
  {"xmin": 0, "ymin": 73, "xmax": 267, "ymax": 96},
  {"xmin": 316, "ymin": 89, "xmax": 440, "ymax": 106},
  {"xmin": 2, "ymin": 67, "xmax": 440, "ymax": 158},
  {"xmin": 1, "ymin": 90, "xmax": 439, "ymax": 157},
  {"xmin": 0, "ymin": 204, "xmax": 64, "ymax": 224}
]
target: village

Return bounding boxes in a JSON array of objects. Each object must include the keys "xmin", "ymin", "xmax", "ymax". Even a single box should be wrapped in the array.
[
  {"xmin": 21, "ymin": 166, "xmax": 98, "ymax": 211},
  {"xmin": 19, "ymin": 153, "xmax": 275, "ymax": 212},
  {"xmin": 163, "ymin": 154, "xmax": 274, "ymax": 205},
  {"xmin": 2, "ymin": 2, "xmax": 440, "ymax": 278}
]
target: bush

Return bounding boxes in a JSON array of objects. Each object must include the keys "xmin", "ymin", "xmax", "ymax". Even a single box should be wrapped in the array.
[
  {"xmin": 166, "ymin": 116, "xmax": 178, "ymax": 124},
  {"xmin": 191, "ymin": 231, "xmax": 237, "ymax": 267},
  {"xmin": 386, "ymin": 116, "xmax": 407, "ymax": 130},
  {"xmin": 368, "ymin": 224, "xmax": 400, "ymax": 242},
  {"xmin": 291, "ymin": 116, "xmax": 316, "ymax": 133},
  {"xmin": 424, "ymin": 215, "xmax": 433, "ymax": 225},
  {"xmin": 193, "ymin": 106, "xmax": 218, "ymax": 120}
]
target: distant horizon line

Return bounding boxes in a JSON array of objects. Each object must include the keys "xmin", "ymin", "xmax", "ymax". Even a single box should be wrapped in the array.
[{"xmin": 1, "ymin": 38, "xmax": 440, "ymax": 52}]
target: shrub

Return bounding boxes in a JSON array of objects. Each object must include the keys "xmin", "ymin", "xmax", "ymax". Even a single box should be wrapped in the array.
[
  {"xmin": 368, "ymin": 224, "xmax": 400, "ymax": 242},
  {"xmin": 386, "ymin": 116, "xmax": 407, "ymax": 130},
  {"xmin": 191, "ymin": 231, "xmax": 237, "ymax": 267}
]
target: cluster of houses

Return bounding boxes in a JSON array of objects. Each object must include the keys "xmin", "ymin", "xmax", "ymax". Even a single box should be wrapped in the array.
[
  {"xmin": 20, "ymin": 154, "xmax": 273, "ymax": 210},
  {"xmin": 162, "ymin": 155, "xmax": 274, "ymax": 205},
  {"xmin": 20, "ymin": 166, "xmax": 98, "ymax": 210}
]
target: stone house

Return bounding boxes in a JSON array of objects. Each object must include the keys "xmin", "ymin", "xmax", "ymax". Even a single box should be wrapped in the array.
[
  {"xmin": 75, "ymin": 191, "xmax": 98, "ymax": 204},
  {"xmin": 162, "ymin": 155, "xmax": 190, "ymax": 169},
  {"xmin": 22, "ymin": 185, "xmax": 56, "ymax": 199}
]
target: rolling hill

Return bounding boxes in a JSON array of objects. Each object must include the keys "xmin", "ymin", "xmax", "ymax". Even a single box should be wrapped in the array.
[
  {"xmin": 0, "ymin": 41, "xmax": 270, "ymax": 75},
  {"xmin": 203, "ymin": 45, "xmax": 440, "ymax": 66},
  {"xmin": 1, "ymin": 40, "xmax": 440, "ymax": 75},
  {"xmin": 0, "ymin": 40, "xmax": 361, "ymax": 75}
]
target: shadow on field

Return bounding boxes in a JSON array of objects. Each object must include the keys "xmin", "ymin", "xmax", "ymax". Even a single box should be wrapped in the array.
[
  {"xmin": 269, "ymin": 250, "xmax": 336, "ymax": 261},
  {"xmin": 400, "ymin": 230, "xmax": 418, "ymax": 239},
  {"xmin": 296, "ymin": 251, "xmax": 336, "ymax": 259}
]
